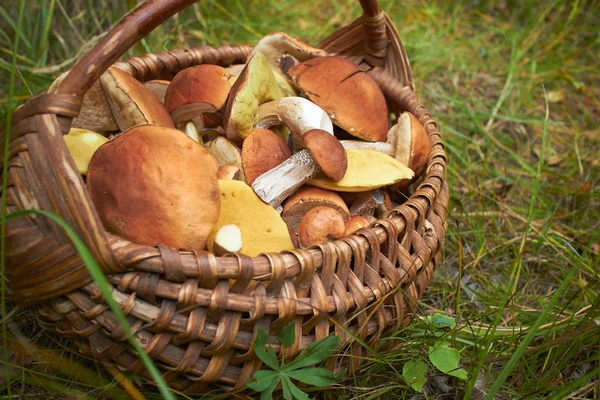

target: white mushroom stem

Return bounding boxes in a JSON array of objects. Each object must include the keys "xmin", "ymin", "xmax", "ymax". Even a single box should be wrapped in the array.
[
  {"xmin": 251, "ymin": 150, "xmax": 320, "ymax": 208},
  {"xmin": 255, "ymin": 97, "xmax": 333, "ymax": 149},
  {"xmin": 340, "ymin": 140, "xmax": 394, "ymax": 157}
]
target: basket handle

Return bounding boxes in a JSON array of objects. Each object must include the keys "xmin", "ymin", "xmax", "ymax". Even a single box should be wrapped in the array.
[{"xmin": 54, "ymin": 0, "xmax": 385, "ymax": 98}]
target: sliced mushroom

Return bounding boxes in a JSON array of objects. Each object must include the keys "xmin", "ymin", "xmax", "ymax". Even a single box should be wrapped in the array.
[
  {"xmin": 207, "ymin": 180, "xmax": 294, "ymax": 257},
  {"xmin": 241, "ymin": 128, "xmax": 291, "ymax": 185},
  {"xmin": 288, "ymin": 56, "xmax": 388, "ymax": 142},
  {"xmin": 251, "ymin": 129, "xmax": 348, "ymax": 208},
  {"xmin": 256, "ymin": 97, "xmax": 333, "ymax": 149},
  {"xmin": 282, "ymin": 186, "xmax": 349, "ymax": 229},
  {"xmin": 100, "ymin": 67, "xmax": 174, "ymax": 131},
  {"xmin": 87, "ymin": 125, "xmax": 219, "ymax": 251},
  {"xmin": 165, "ymin": 65, "xmax": 231, "ymax": 132},
  {"xmin": 308, "ymin": 149, "xmax": 413, "ymax": 192},
  {"xmin": 63, "ymin": 128, "xmax": 109, "ymax": 175},
  {"xmin": 297, "ymin": 206, "xmax": 345, "ymax": 247},
  {"xmin": 223, "ymin": 51, "xmax": 284, "ymax": 143}
]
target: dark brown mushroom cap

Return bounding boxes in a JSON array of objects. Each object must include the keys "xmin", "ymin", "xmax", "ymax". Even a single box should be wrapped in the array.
[
  {"xmin": 242, "ymin": 128, "xmax": 292, "ymax": 185},
  {"xmin": 288, "ymin": 56, "xmax": 388, "ymax": 142},
  {"xmin": 303, "ymin": 129, "xmax": 347, "ymax": 181},
  {"xmin": 87, "ymin": 125, "xmax": 220, "ymax": 252}
]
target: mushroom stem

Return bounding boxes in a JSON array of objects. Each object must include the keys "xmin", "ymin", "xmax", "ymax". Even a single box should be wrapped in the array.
[
  {"xmin": 252, "ymin": 149, "xmax": 320, "ymax": 207},
  {"xmin": 340, "ymin": 140, "xmax": 394, "ymax": 157},
  {"xmin": 349, "ymin": 189, "xmax": 384, "ymax": 217},
  {"xmin": 256, "ymin": 97, "xmax": 333, "ymax": 149},
  {"xmin": 184, "ymin": 121, "xmax": 202, "ymax": 144}
]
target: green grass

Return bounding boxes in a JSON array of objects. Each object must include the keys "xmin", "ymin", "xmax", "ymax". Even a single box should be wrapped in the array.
[{"xmin": 1, "ymin": 0, "xmax": 599, "ymax": 399}]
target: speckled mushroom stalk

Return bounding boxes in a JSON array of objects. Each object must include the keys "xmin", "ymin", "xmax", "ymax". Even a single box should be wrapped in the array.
[{"xmin": 251, "ymin": 129, "xmax": 347, "ymax": 208}]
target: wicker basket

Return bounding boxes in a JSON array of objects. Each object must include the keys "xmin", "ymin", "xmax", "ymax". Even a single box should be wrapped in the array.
[{"xmin": 3, "ymin": 0, "xmax": 448, "ymax": 393}]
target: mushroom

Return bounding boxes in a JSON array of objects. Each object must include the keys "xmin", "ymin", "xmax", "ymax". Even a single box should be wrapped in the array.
[
  {"xmin": 164, "ymin": 65, "xmax": 231, "ymax": 133},
  {"xmin": 255, "ymin": 97, "xmax": 333, "ymax": 149},
  {"xmin": 87, "ymin": 125, "xmax": 220, "ymax": 252},
  {"xmin": 249, "ymin": 32, "xmax": 328, "ymax": 96},
  {"xmin": 63, "ymin": 128, "xmax": 109, "ymax": 175},
  {"xmin": 99, "ymin": 67, "xmax": 175, "ymax": 131},
  {"xmin": 207, "ymin": 180, "xmax": 294, "ymax": 257},
  {"xmin": 308, "ymin": 149, "xmax": 413, "ymax": 192},
  {"xmin": 282, "ymin": 186, "xmax": 349, "ymax": 229},
  {"xmin": 48, "ymin": 71, "xmax": 118, "ymax": 133},
  {"xmin": 205, "ymin": 136, "xmax": 245, "ymax": 181},
  {"xmin": 241, "ymin": 128, "xmax": 291, "ymax": 185},
  {"xmin": 251, "ymin": 129, "xmax": 348, "ymax": 208},
  {"xmin": 223, "ymin": 51, "xmax": 284, "ymax": 143},
  {"xmin": 144, "ymin": 80, "xmax": 170, "ymax": 104},
  {"xmin": 340, "ymin": 112, "xmax": 430, "ymax": 183},
  {"xmin": 344, "ymin": 215, "xmax": 371, "ymax": 236},
  {"xmin": 297, "ymin": 206, "xmax": 346, "ymax": 247},
  {"xmin": 217, "ymin": 165, "xmax": 242, "ymax": 180},
  {"xmin": 213, "ymin": 224, "xmax": 243, "ymax": 256},
  {"xmin": 287, "ymin": 56, "xmax": 389, "ymax": 142}
]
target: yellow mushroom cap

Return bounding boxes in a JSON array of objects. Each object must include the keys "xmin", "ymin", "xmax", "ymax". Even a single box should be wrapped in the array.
[
  {"xmin": 207, "ymin": 180, "xmax": 294, "ymax": 257},
  {"xmin": 308, "ymin": 149, "xmax": 414, "ymax": 192}
]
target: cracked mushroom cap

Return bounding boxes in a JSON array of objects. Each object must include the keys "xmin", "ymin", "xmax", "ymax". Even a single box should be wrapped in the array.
[
  {"xmin": 288, "ymin": 56, "xmax": 388, "ymax": 142},
  {"xmin": 87, "ymin": 125, "xmax": 220, "ymax": 251},
  {"xmin": 303, "ymin": 129, "xmax": 347, "ymax": 181},
  {"xmin": 165, "ymin": 65, "xmax": 231, "ymax": 126},
  {"xmin": 100, "ymin": 67, "xmax": 175, "ymax": 131},
  {"xmin": 242, "ymin": 128, "xmax": 292, "ymax": 185}
]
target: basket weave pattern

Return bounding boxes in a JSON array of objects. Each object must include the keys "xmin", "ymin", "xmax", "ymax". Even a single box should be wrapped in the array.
[{"xmin": 2, "ymin": 0, "xmax": 448, "ymax": 392}]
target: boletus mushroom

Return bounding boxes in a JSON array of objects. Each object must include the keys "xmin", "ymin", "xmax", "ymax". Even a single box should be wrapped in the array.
[
  {"xmin": 87, "ymin": 125, "xmax": 220, "ymax": 251},
  {"xmin": 242, "ymin": 128, "xmax": 292, "ymax": 185},
  {"xmin": 165, "ymin": 65, "xmax": 231, "ymax": 133},
  {"xmin": 297, "ymin": 206, "xmax": 346, "ymax": 247},
  {"xmin": 250, "ymin": 32, "xmax": 328, "ymax": 96},
  {"xmin": 251, "ymin": 129, "xmax": 348, "ymax": 207},
  {"xmin": 288, "ymin": 56, "xmax": 389, "ymax": 142},
  {"xmin": 100, "ymin": 67, "xmax": 174, "ymax": 131},
  {"xmin": 223, "ymin": 51, "xmax": 284, "ymax": 143},
  {"xmin": 282, "ymin": 186, "xmax": 349, "ymax": 229}
]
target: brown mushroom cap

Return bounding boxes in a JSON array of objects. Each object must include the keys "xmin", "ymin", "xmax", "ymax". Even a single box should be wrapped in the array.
[
  {"xmin": 297, "ymin": 206, "xmax": 345, "ymax": 247},
  {"xmin": 303, "ymin": 129, "xmax": 347, "ymax": 181},
  {"xmin": 282, "ymin": 186, "xmax": 349, "ymax": 228},
  {"xmin": 100, "ymin": 67, "xmax": 175, "ymax": 130},
  {"xmin": 87, "ymin": 125, "xmax": 219, "ymax": 251},
  {"xmin": 242, "ymin": 128, "xmax": 292, "ymax": 185},
  {"xmin": 288, "ymin": 56, "xmax": 388, "ymax": 142},
  {"xmin": 165, "ymin": 65, "xmax": 231, "ymax": 126},
  {"xmin": 344, "ymin": 215, "xmax": 371, "ymax": 236}
]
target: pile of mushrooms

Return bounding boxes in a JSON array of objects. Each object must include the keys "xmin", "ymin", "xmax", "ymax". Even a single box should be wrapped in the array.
[{"xmin": 54, "ymin": 31, "xmax": 430, "ymax": 257}]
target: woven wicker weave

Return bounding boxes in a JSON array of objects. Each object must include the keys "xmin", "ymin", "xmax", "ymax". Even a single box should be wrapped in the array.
[{"xmin": 2, "ymin": 0, "xmax": 448, "ymax": 392}]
